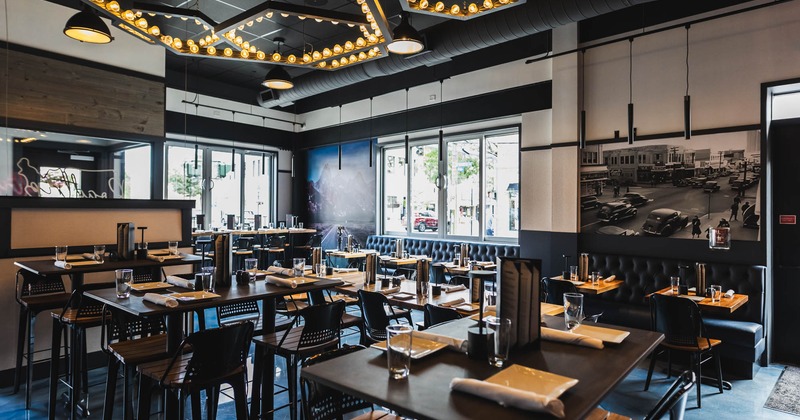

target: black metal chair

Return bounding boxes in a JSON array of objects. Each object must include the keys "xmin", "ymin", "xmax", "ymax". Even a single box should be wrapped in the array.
[
  {"xmin": 540, "ymin": 277, "xmax": 578, "ymax": 304},
  {"xmin": 308, "ymin": 290, "xmax": 366, "ymax": 345},
  {"xmin": 262, "ymin": 234, "xmax": 287, "ymax": 268},
  {"xmin": 14, "ymin": 269, "xmax": 70, "ymax": 410},
  {"xmin": 137, "ymin": 321, "xmax": 254, "ymax": 420},
  {"xmin": 357, "ymin": 290, "xmax": 413, "ymax": 343},
  {"xmin": 590, "ymin": 370, "xmax": 696, "ymax": 420},
  {"xmin": 443, "ymin": 265, "xmax": 469, "ymax": 287},
  {"xmin": 422, "ymin": 303, "xmax": 462, "ymax": 330},
  {"xmin": 645, "ymin": 294, "xmax": 723, "ymax": 408},
  {"xmin": 300, "ymin": 345, "xmax": 400, "ymax": 420},
  {"xmin": 251, "ymin": 300, "xmax": 346, "ymax": 420}
]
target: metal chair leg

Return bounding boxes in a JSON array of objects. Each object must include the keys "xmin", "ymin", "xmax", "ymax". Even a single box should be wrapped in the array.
[{"xmin": 13, "ymin": 307, "xmax": 27, "ymax": 395}]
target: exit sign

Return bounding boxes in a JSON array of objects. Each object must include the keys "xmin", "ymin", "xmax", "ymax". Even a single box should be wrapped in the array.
[{"xmin": 779, "ymin": 215, "xmax": 797, "ymax": 225}]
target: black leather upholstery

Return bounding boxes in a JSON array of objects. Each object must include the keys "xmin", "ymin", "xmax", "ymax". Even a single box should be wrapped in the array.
[
  {"xmin": 364, "ymin": 235, "xmax": 519, "ymax": 263},
  {"xmin": 581, "ymin": 253, "xmax": 766, "ymax": 366}
]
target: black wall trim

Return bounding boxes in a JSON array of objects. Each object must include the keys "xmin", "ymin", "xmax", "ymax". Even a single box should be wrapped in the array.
[
  {"xmin": 278, "ymin": 169, "xmax": 292, "ymax": 173},
  {"xmin": 521, "ymin": 142, "xmax": 577, "ymax": 152},
  {"xmin": 301, "ymin": 81, "xmax": 552, "ymax": 149},
  {"xmin": 0, "ymin": 41, "xmax": 165, "ymax": 83},
  {"xmin": 165, "ymin": 112, "xmax": 298, "ymax": 150}
]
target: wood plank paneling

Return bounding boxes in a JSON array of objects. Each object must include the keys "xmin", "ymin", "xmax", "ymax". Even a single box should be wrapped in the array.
[{"xmin": 0, "ymin": 49, "xmax": 164, "ymax": 136}]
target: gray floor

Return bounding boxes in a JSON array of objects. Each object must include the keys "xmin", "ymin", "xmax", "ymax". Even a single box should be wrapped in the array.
[{"xmin": 1, "ymin": 306, "xmax": 794, "ymax": 419}]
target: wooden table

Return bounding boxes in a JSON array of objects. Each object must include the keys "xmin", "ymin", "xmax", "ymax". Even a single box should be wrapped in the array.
[
  {"xmin": 301, "ymin": 315, "xmax": 663, "ymax": 420},
  {"xmin": 192, "ymin": 228, "xmax": 317, "ymax": 236},
  {"xmin": 443, "ymin": 262, "xmax": 497, "ymax": 275},
  {"xmin": 552, "ymin": 275, "xmax": 624, "ymax": 295},
  {"xmin": 327, "ymin": 249, "xmax": 378, "ymax": 259},
  {"xmin": 651, "ymin": 287, "xmax": 749, "ymax": 314},
  {"xmin": 85, "ymin": 277, "xmax": 343, "ymax": 419}
]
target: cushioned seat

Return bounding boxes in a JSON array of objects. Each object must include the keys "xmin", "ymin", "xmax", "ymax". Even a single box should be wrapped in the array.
[
  {"xmin": 365, "ymin": 235, "xmax": 519, "ymax": 264},
  {"xmin": 703, "ymin": 318, "xmax": 765, "ymax": 362}
]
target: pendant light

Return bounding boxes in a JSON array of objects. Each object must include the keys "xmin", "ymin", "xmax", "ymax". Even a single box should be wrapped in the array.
[
  {"xmin": 627, "ymin": 38, "xmax": 635, "ymax": 145},
  {"xmin": 579, "ymin": 49, "xmax": 587, "ymax": 149},
  {"xmin": 684, "ymin": 25, "xmax": 692, "ymax": 140},
  {"xmin": 438, "ymin": 80, "xmax": 444, "ymax": 162},
  {"xmin": 261, "ymin": 117, "xmax": 267, "ymax": 175},
  {"xmin": 64, "ymin": 7, "xmax": 113, "ymax": 44},
  {"xmin": 404, "ymin": 88, "xmax": 409, "ymax": 165},
  {"xmin": 388, "ymin": 12, "xmax": 424, "ymax": 55},
  {"xmin": 262, "ymin": 38, "xmax": 293, "ymax": 89},
  {"xmin": 338, "ymin": 105, "xmax": 342, "ymax": 171},
  {"xmin": 369, "ymin": 97, "xmax": 373, "ymax": 168}
]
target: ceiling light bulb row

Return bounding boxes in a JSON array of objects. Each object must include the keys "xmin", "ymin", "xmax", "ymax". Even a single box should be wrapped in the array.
[
  {"xmin": 404, "ymin": 0, "xmax": 521, "ymax": 20},
  {"xmin": 316, "ymin": 47, "xmax": 381, "ymax": 69}
]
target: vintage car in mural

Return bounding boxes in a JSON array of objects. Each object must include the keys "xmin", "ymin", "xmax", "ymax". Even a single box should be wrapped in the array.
[
  {"xmin": 597, "ymin": 225, "xmax": 640, "ymax": 236},
  {"xmin": 414, "ymin": 211, "xmax": 439, "ymax": 232},
  {"xmin": 642, "ymin": 208, "xmax": 690, "ymax": 236},
  {"xmin": 703, "ymin": 181, "xmax": 721, "ymax": 192},
  {"xmin": 580, "ymin": 195, "xmax": 601, "ymax": 210},
  {"xmin": 597, "ymin": 202, "xmax": 637, "ymax": 223},
  {"xmin": 621, "ymin": 192, "xmax": 650, "ymax": 207}
]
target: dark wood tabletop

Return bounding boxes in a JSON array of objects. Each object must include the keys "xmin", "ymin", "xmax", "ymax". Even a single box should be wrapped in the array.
[
  {"xmin": 14, "ymin": 254, "xmax": 203, "ymax": 277},
  {"xmin": 301, "ymin": 315, "xmax": 663, "ymax": 420},
  {"xmin": 333, "ymin": 272, "xmax": 476, "ymax": 313}
]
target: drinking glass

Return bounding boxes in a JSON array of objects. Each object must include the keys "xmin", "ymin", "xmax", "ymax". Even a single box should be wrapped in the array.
[
  {"xmin": 201, "ymin": 266, "xmax": 215, "ymax": 291},
  {"xmin": 386, "ymin": 324, "xmax": 413, "ymax": 379},
  {"xmin": 569, "ymin": 265, "xmax": 579, "ymax": 281},
  {"xmin": 200, "ymin": 272, "xmax": 214, "ymax": 292},
  {"xmin": 293, "ymin": 258, "xmax": 306, "ymax": 277},
  {"xmin": 670, "ymin": 276, "xmax": 680, "ymax": 295},
  {"xmin": 168, "ymin": 241, "xmax": 179, "ymax": 256},
  {"xmin": 245, "ymin": 258, "xmax": 258, "ymax": 283},
  {"xmin": 55, "ymin": 245, "xmax": 68, "ymax": 262},
  {"xmin": 267, "ymin": 222, "xmax": 275, "ymax": 229},
  {"xmin": 115, "ymin": 269, "xmax": 132, "ymax": 299},
  {"xmin": 486, "ymin": 317, "xmax": 512, "ymax": 367},
  {"xmin": 590, "ymin": 271, "xmax": 600, "ymax": 286},
  {"xmin": 710, "ymin": 284, "xmax": 722, "ymax": 302},
  {"xmin": 279, "ymin": 222, "xmax": 286, "ymax": 229},
  {"xmin": 298, "ymin": 222, "xmax": 304, "ymax": 229},
  {"xmin": 563, "ymin": 292, "xmax": 584, "ymax": 332},
  {"xmin": 93, "ymin": 245, "xmax": 105, "ymax": 263}
]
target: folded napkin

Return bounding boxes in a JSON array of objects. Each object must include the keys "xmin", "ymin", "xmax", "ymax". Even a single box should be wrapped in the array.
[
  {"xmin": 450, "ymin": 378, "xmax": 565, "ymax": 418},
  {"xmin": 485, "ymin": 305, "xmax": 497, "ymax": 313},
  {"xmin": 333, "ymin": 267, "xmax": 359, "ymax": 273},
  {"xmin": 166, "ymin": 276, "xmax": 195, "ymax": 289},
  {"xmin": 378, "ymin": 286, "xmax": 401, "ymax": 295},
  {"xmin": 442, "ymin": 284, "xmax": 467, "ymax": 292},
  {"xmin": 146, "ymin": 254, "xmax": 183, "ymax": 262},
  {"xmin": 724, "ymin": 289, "xmax": 735, "ymax": 299},
  {"xmin": 266, "ymin": 266, "xmax": 294, "ymax": 276},
  {"xmin": 603, "ymin": 275, "xmax": 616, "ymax": 282},
  {"xmin": 81, "ymin": 253, "xmax": 97, "ymax": 260},
  {"xmin": 143, "ymin": 293, "xmax": 178, "ymax": 308},
  {"xmin": 541, "ymin": 327, "xmax": 604, "ymax": 349},
  {"xmin": 54, "ymin": 261, "xmax": 72, "ymax": 269},
  {"xmin": 439, "ymin": 298, "xmax": 465, "ymax": 308},
  {"xmin": 413, "ymin": 331, "xmax": 467, "ymax": 353},
  {"xmin": 265, "ymin": 275, "xmax": 297, "ymax": 288}
]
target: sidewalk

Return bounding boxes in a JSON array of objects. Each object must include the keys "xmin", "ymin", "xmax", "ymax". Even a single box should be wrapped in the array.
[{"xmin": 671, "ymin": 210, "xmax": 760, "ymax": 241}]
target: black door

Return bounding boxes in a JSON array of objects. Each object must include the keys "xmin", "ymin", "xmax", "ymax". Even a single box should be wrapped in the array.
[{"xmin": 770, "ymin": 118, "xmax": 800, "ymax": 363}]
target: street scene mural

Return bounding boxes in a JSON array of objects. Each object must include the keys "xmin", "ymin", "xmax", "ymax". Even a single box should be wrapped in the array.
[
  {"xmin": 307, "ymin": 141, "xmax": 376, "ymax": 250},
  {"xmin": 580, "ymin": 131, "xmax": 761, "ymax": 241}
]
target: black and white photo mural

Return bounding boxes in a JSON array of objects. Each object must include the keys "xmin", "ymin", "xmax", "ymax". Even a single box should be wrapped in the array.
[{"xmin": 579, "ymin": 131, "xmax": 761, "ymax": 241}]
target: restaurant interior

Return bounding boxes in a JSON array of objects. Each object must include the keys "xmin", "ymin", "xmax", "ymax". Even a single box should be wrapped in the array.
[{"xmin": 1, "ymin": 0, "xmax": 800, "ymax": 418}]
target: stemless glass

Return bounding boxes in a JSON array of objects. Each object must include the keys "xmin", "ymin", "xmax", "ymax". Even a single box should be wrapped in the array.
[
  {"xmin": 245, "ymin": 258, "xmax": 258, "ymax": 283},
  {"xmin": 55, "ymin": 245, "xmax": 68, "ymax": 262},
  {"xmin": 386, "ymin": 324, "xmax": 413, "ymax": 379},
  {"xmin": 590, "ymin": 271, "xmax": 600, "ymax": 286},
  {"xmin": 168, "ymin": 241, "xmax": 179, "ymax": 255},
  {"xmin": 569, "ymin": 266, "xmax": 579, "ymax": 281},
  {"xmin": 201, "ymin": 266, "xmax": 215, "ymax": 292},
  {"xmin": 293, "ymin": 258, "xmax": 306, "ymax": 277},
  {"xmin": 670, "ymin": 276, "xmax": 680, "ymax": 295},
  {"xmin": 115, "ymin": 269, "xmax": 132, "ymax": 299},
  {"xmin": 93, "ymin": 245, "xmax": 105, "ymax": 263},
  {"xmin": 487, "ymin": 317, "xmax": 512, "ymax": 367},
  {"xmin": 563, "ymin": 292, "xmax": 584, "ymax": 332}
]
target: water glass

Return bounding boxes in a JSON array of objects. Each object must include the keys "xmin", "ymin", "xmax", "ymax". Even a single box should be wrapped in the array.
[
  {"xmin": 267, "ymin": 222, "xmax": 275, "ymax": 229},
  {"xmin": 245, "ymin": 258, "xmax": 259, "ymax": 283},
  {"xmin": 569, "ymin": 265, "xmax": 579, "ymax": 281},
  {"xmin": 298, "ymin": 222, "xmax": 304, "ymax": 229},
  {"xmin": 168, "ymin": 241, "xmax": 179, "ymax": 255},
  {"xmin": 710, "ymin": 284, "xmax": 722, "ymax": 302},
  {"xmin": 93, "ymin": 245, "xmax": 105, "ymax": 263},
  {"xmin": 293, "ymin": 258, "xmax": 306, "ymax": 277},
  {"xmin": 279, "ymin": 222, "xmax": 286, "ymax": 229},
  {"xmin": 486, "ymin": 317, "xmax": 512, "ymax": 367},
  {"xmin": 196, "ymin": 272, "xmax": 213, "ymax": 292},
  {"xmin": 201, "ymin": 266, "xmax": 215, "ymax": 291},
  {"xmin": 55, "ymin": 245, "xmax": 68, "ymax": 262},
  {"xmin": 670, "ymin": 276, "xmax": 680, "ymax": 295},
  {"xmin": 115, "ymin": 269, "xmax": 132, "ymax": 299},
  {"xmin": 386, "ymin": 324, "xmax": 413, "ymax": 379},
  {"xmin": 563, "ymin": 292, "xmax": 584, "ymax": 332},
  {"xmin": 590, "ymin": 271, "xmax": 600, "ymax": 286},
  {"xmin": 316, "ymin": 263, "xmax": 327, "ymax": 277}
]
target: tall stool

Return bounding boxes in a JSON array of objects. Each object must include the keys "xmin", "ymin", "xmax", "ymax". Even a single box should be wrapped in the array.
[
  {"xmin": 14, "ymin": 270, "xmax": 71, "ymax": 410},
  {"xmin": 261, "ymin": 235, "xmax": 286, "ymax": 268}
]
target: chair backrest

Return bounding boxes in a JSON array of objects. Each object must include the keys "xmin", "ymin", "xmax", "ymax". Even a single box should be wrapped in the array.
[
  {"xmin": 101, "ymin": 305, "xmax": 166, "ymax": 352},
  {"xmin": 269, "ymin": 235, "xmax": 286, "ymax": 248},
  {"xmin": 301, "ymin": 345, "xmax": 372, "ymax": 420},
  {"xmin": 298, "ymin": 300, "xmax": 346, "ymax": 349},
  {"xmin": 132, "ymin": 269, "xmax": 155, "ymax": 284},
  {"xmin": 423, "ymin": 303, "xmax": 462, "ymax": 329},
  {"xmin": 541, "ymin": 278, "xmax": 578, "ymax": 305},
  {"xmin": 217, "ymin": 301, "xmax": 261, "ymax": 327},
  {"xmin": 16, "ymin": 270, "xmax": 66, "ymax": 301},
  {"xmin": 650, "ymin": 294, "xmax": 707, "ymax": 348},
  {"xmin": 306, "ymin": 234, "xmax": 323, "ymax": 248},
  {"xmin": 237, "ymin": 236, "xmax": 254, "ymax": 250},
  {"xmin": 357, "ymin": 290, "xmax": 391, "ymax": 341},
  {"xmin": 184, "ymin": 321, "xmax": 254, "ymax": 384},
  {"xmin": 644, "ymin": 370, "xmax": 696, "ymax": 420},
  {"xmin": 62, "ymin": 281, "xmax": 116, "ymax": 319}
]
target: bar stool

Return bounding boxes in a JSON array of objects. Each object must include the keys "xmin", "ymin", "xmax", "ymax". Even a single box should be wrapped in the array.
[
  {"xmin": 14, "ymin": 270, "xmax": 71, "ymax": 410},
  {"xmin": 261, "ymin": 235, "xmax": 286, "ymax": 268}
]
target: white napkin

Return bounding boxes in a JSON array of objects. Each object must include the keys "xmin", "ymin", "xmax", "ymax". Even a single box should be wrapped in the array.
[
  {"xmin": 541, "ymin": 327, "xmax": 604, "ymax": 349},
  {"xmin": 378, "ymin": 286, "xmax": 401, "ymax": 295},
  {"xmin": 166, "ymin": 276, "xmax": 195, "ymax": 289},
  {"xmin": 450, "ymin": 378, "xmax": 565, "ymax": 418},
  {"xmin": 724, "ymin": 289, "xmax": 735, "ymax": 298},
  {"xmin": 413, "ymin": 331, "xmax": 467, "ymax": 353},
  {"xmin": 442, "ymin": 284, "xmax": 467, "ymax": 292},
  {"xmin": 146, "ymin": 254, "xmax": 183, "ymax": 262},
  {"xmin": 54, "ymin": 261, "xmax": 72, "ymax": 269},
  {"xmin": 265, "ymin": 275, "xmax": 297, "ymax": 288},
  {"xmin": 603, "ymin": 275, "xmax": 616, "ymax": 282},
  {"xmin": 266, "ymin": 266, "xmax": 294, "ymax": 276},
  {"xmin": 81, "ymin": 253, "xmax": 97, "ymax": 260},
  {"xmin": 143, "ymin": 293, "xmax": 178, "ymax": 308},
  {"xmin": 439, "ymin": 298, "xmax": 465, "ymax": 308}
]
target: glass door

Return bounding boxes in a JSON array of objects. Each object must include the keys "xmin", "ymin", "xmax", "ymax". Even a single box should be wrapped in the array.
[
  {"xmin": 165, "ymin": 145, "xmax": 203, "ymax": 219},
  {"xmin": 210, "ymin": 149, "xmax": 242, "ymax": 229}
]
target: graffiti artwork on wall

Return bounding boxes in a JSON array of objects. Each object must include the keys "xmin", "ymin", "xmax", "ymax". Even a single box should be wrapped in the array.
[{"xmin": 13, "ymin": 157, "xmax": 115, "ymax": 198}]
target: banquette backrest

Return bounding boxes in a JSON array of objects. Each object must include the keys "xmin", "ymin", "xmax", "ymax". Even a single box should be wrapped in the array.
[{"xmin": 364, "ymin": 235, "xmax": 519, "ymax": 264}]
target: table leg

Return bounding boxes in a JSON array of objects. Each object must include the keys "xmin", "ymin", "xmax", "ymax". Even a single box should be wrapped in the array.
[
  {"xmin": 164, "ymin": 312, "xmax": 183, "ymax": 417},
  {"xmin": 260, "ymin": 297, "xmax": 276, "ymax": 420},
  {"xmin": 49, "ymin": 317, "xmax": 61, "ymax": 420}
]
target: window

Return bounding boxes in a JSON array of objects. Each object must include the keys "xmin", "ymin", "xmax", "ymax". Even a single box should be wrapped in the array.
[
  {"xmin": 381, "ymin": 127, "xmax": 519, "ymax": 241},
  {"xmin": 166, "ymin": 143, "xmax": 276, "ymax": 228}
]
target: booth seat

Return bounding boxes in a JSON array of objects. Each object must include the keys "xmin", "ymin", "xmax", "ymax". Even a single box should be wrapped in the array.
[
  {"xmin": 364, "ymin": 235, "xmax": 519, "ymax": 263},
  {"xmin": 581, "ymin": 253, "xmax": 766, "ymax": 379}
]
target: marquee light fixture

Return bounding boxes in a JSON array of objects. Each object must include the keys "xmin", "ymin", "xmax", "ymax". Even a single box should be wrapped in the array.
[{"xmin": 400, "ymin": 0, "xmax": 526, "ymax": 20}]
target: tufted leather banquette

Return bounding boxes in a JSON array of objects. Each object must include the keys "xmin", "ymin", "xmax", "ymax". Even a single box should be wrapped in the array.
[
  {"xmin": 364, "ymin": 235, "xmax": 519, "ymax": 264},
  {"xmin": 580, "ymin": 253, "xmax": 766, "ymax": 375}
]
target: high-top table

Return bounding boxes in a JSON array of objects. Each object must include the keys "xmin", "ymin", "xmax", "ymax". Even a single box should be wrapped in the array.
[{"xmin": 302, "ymin": 315, "xmax": 663, "ymax": 420}]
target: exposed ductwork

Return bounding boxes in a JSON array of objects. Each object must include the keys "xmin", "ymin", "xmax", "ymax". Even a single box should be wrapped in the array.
[{"xmin": 258, "ymin": 0, "xmax": 654, "ymax": 108}]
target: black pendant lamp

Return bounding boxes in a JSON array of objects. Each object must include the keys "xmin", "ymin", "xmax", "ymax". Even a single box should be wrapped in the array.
[
  {"xmin": 684, "ymin": 25, "xmax": 692, "ymax": 140},
  {"xmin": 388, "ymin": 12, "xmax": 424, "ymax": 55},
  {"xmin": 404, "ymin": 88, "xmax": 409, "ymax": 165},
  {"xmin": 627, "ymin": 38, "xmax": 635, "ymax": 145},
  {"xmin": 369, "ymin": 97, "xmax": 373, "ymax": 168},
  {"xmin": 263, "ymin": 66, "xmax": 294, "ymax": 90},
  {"xmin": 438, "ymin": 80, "xmax": 444, "ymax": 162},
  {"xmin": 338, "ymin": 105, "xmax": 343, "ymax": 171},
  {"xmin": 64, "ymin": 8, "xmax": 113, "ymax": 44},
  {"xmin": 579, "ymin": 49, "xmax": 587, "ymax": 149}
]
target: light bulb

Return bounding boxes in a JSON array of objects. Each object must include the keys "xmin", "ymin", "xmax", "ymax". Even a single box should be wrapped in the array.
[
  {"xmin": 272, "ymin": 52, "xmax": 281, "ymax": 61},
  {"xmin": 349, "ymin": 54, "xmax": 357, "ymax": 63},
  {"xmin": 483, "ymin": 0, "xmax": 493, "ymax": 8},
  {"xmin": 319, "ymin": 61, "xmax": 327, "ymax": 68},
  {"xmin": 361, "ymin": 3, "xmax": 369, "ymax": 13},
  {"xmin": 135, "ymin": 18, "xmax": 148, "ymax": 29},
  {"xmin": 287, "ymin": 54, "xmax": 297, "ymax": 63},
  {"xmin": 256, "ymin": 51, "xmax": 266, "ymax": 60},
  {"xmin": 190, "ymin": 44, "xmax": 199, "ymax": 53},
  {"xmin": 266, "ymin": 12, "xmax": 273, "ymax": 18},
  {"xmin": 435, "ymin": 2, "xmax": 445, "ymax": 11},
  {"xmin": 224, "ymin": 47, "xmax": 233, "ymax": 57},
  {"xmin": 340, "ymin": 57, "xmax": 347, "ymax": 65},
  {"xmin": 205, "ymin": 35, "xmax": 212, "ymax": 43},
  {"xmin": 368, "ymin": 48, "xmax": 376, "ymax": 57},
  {"xmin": 302, "ymin": 53, "xmax": 311, "ymax": 63},
  {"xmin": 344, "ymin": 41, "xmax": 354, "ymax": 51},
  {"xmin": 249, "ymin": 45, "xmax": 256, "ymax": 53},
  {"xmin": 240, "ymin": 49, "xmax": 249, "ymax": 58},
  {"xmin": 356, "ymin": 37, "xmax": 366, "ymax": 47},
  {"xmin": 323, "ymin": 48, "xmax": 332, "ymax": 57},
  {"xmin": 234, "ymin": 36, "xmax": 243, "ymax": 45},
  {"xmin": 242, "ymin": 41, "xmax": 250, "ymax": 50},
  {"xmin": 368, "ymin": 34, "xmax": 377, "ymax": 44},
  {"xmin": 450, "ymin": 4, "xmax": 460, "ymax": 14},
  {"xmin": 149, "ymin": 26, "xmax": 160, "ymax": 36},
  {"xmin": 106, "ymin": 1, "xmax": 120, "ymax": 12},
  {"xmin": 331, "ymin": 60, "xmax": 340, "ymax": 68},
  {"xmin": 207, "ymin": 46, "xmax": 216, "ymax": 54},
  {"xmin": 186, "ymin": 39, "xmax": 195, "ymax": 46},
  {"xmin": 468, "ymin": 3, "xmax": 478, "ymax": 13},
  {"xmin": 312, "ymin": 51, "xmax": 321, "ymax": 60},
  {"xmin": 358, "ymin": 51, "xmax": 367, "ymax": 60},
  {"xmin": 333, "ymin": 44, "xmax": 343, "ymax": 54},
  {"xmin": 173, "ymin": 38, "xmax": 182, "ymax": 49},
  {"xmin": 122, "ymin": 9, "xmax": 135, "ymax": 21},
  {"xmin": 419, "ymin": 0, "xmax": 429, "ymax": 8},
  {"xmin": 198, "ymin": 38, "xmax": 206, "ymax": 46},
  {"xmin": 246, "ymin": 20, "xmax": 254, "ymax": 26},
  {"xmin": 374, "ymin": 28, "xmax": 382, "ymax": 37}
]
